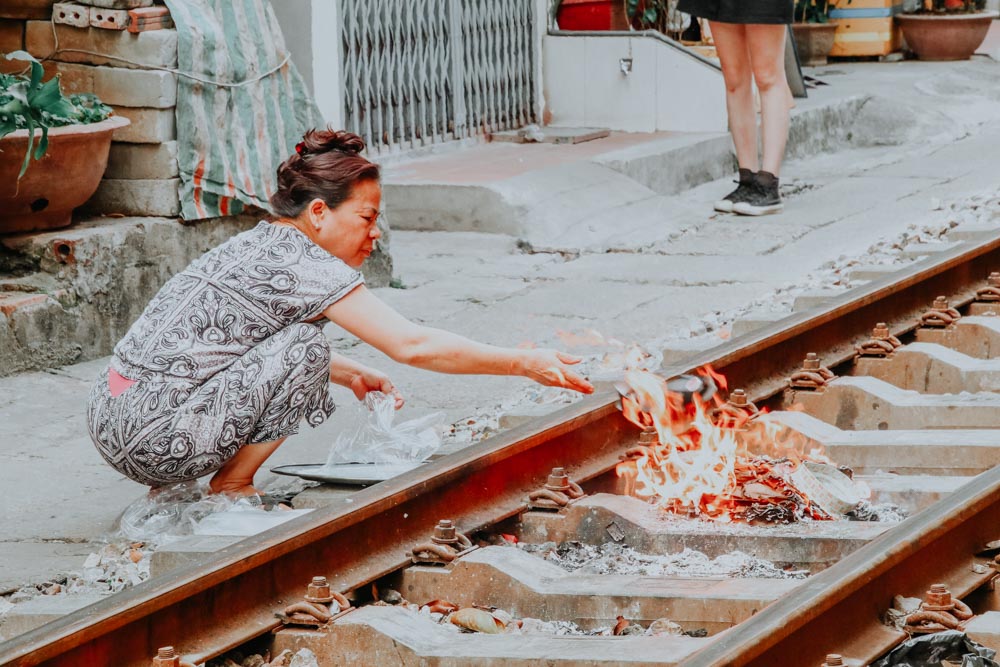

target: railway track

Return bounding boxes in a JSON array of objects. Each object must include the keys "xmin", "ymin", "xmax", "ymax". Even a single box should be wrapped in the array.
[{"xmin": 7, "ymin": 232, "xmax": 1000, "ymax": 666}]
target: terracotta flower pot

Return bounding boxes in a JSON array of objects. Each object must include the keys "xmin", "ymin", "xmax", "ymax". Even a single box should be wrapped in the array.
[
  {"xmin": 896, "ymin": 11, "xmax": 999, "ymax": 61},
  {"xmin": 0, "ymin": 115, "xmax": 129, "ymax": 234},
  {"xmin": 791, "ymin": 22, "xmax": 840, "ymax": 66}
]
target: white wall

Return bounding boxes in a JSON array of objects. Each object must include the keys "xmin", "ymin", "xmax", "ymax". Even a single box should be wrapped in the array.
[
  {"xmin": 270, "ymin": 0, "xmax": 343, "ymax": 127},
  {"xmin": 543, "ymin": 34, "xmax": 728, "ymax": 133}
]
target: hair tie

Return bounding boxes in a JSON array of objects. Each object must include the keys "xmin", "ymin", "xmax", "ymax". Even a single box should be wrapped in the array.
[{"xmin": 295, "ymin": 142, "xmax": 305, "ymax": 155}]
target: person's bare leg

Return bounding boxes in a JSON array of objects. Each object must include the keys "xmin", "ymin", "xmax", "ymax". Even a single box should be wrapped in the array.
[
  {"xmin": 209, "ymin": 437, "xmax": 287, "ymax": 497},
  {"xmin": 710, "ymin": 21, "xmax": 756, "ymax": 171},
  {"xmin": 746, "ymin": 24, "xmax": 790, "ymax": 177}
]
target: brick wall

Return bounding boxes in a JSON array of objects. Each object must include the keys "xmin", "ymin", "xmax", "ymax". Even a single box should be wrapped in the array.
[{"xmin": 3, "ymin": 1, "xmax": 180, "ymax": 217}]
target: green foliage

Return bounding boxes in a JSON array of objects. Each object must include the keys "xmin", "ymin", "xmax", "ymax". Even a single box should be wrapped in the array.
[
  {"xmin": 0, "ymin": 51, "xmax": 112, "ymax": 180},
  {"xmin": 795, "ymin": 0, "xmax": 833, "ymax": 23},
  {"xmin": 626, "ymin": 0, "xmax": 675, "ymax": 32}
]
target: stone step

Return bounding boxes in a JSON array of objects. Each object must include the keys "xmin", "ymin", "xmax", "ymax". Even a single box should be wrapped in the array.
[
  {"xmin": 399, "ymin": 546, "xmax": 798, "ymax": 635},
  {"xmin": 789, "ymin": 376, "xmax": 1000, "ymax": 430},
  {"xmin": 26, "ymin": 20, "xmax": 177, "ymax": 69},
  {"xmin": 43, "ymin": 61, "xmax": 176, "ymax": 108},
  {"xmin": 271, "ymin": 606, "xmax": 706, "ymax": 667},
  {"xmin": 83, "ymin": 178, "xmax": 181, "ymax": 217},
  {"xmin": 854, "ymin": 341, "xmax": 1000, "ymax": 393},
  {"xmin": 517, "ymin": 494, "xmax": 890, "ymax": 571},
  {"xmin": 759, "ymin": 411, "xmax": 1000, "ymax": 475},
  {"xmin": 916, "ymin": 315, "xmax": 1000, "ymax": 356}
]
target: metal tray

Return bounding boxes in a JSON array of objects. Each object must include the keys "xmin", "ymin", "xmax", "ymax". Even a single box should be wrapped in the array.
[{"xmin": 270, "ymin": 462, "xmax": 424, "ymax": 485}]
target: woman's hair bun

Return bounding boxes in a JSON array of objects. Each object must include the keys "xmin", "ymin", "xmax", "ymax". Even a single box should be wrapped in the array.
[{"xmin": 298, "ymin": 128, "xmax": 366, "ymax": 157}]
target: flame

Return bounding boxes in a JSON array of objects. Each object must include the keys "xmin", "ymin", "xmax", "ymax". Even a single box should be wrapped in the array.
[{"xmin": 616, "ymin": 366, "xmax": 839, "ymax": 522}]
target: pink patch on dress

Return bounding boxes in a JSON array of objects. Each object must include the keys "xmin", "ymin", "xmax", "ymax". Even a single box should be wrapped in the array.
[{"xmin": 108, "ymin": 368, "xmax": 137, "ymax": 397}]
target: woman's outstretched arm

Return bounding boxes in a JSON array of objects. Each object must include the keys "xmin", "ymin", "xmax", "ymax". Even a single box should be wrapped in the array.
[{"xmin": 324, "ymin": 286, "xmax": 594, "ymax": 394}]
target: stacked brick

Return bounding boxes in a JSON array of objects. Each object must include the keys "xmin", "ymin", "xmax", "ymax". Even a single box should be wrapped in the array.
[{"xmin": 2, "ymin": 0, "xmax": 181, "ymax": 217}]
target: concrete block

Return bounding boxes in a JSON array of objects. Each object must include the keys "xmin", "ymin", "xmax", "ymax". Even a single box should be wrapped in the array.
[
  {"xmin": 498, "ymin": 403, "xmax": 563, "ymax": 430},
  {"xmin": 46, "ymin": 61, "xmax": 176, "ymax": 108},
  {"xmin": 900, "ymin": 241, "xmax": 964, "ymax": 260},
  {"xmin": 0, "ymin": 292, "xmax": 50, "ymax": 317},
  {"xmin": 0, "ymin": 593, "xmax": 106, "ymax": 638},
  {"xmin": 0, "ymin": 19, "xmax": 24, "ymax": 53},
  {"xmin": 662, "ymin": 337, "xmax": 720, "ymax": 366},
  {"xmin": 149, "ymin": 535, "xmax": 241, "ymax": 577},
  {"xmin": 731, "ymin": 313, "xmax": 785, "ymax": 338},
  {"xmin": 106, "ymin": 140, "xmax": 177, "ymax": 179},
  {"xmin": 966, "ymin": 611, "xmax": 1000, "ymax": 652},
  {"xmin": 0, "ymin": 1, "xmax": 54, "ymax": 20},
  {"xmin": 847, "ymin": 264, "xmax": 897, "ymax": 282},
  {"xmin": 87, "ymin": 0, "xmax": 153, "ymax": 8},
  {"xmin": 52, "ymin": 2, "xmax": 88, "ymax": 27},
  {"xmin": 89, "ymin": 7, "xmax": 128, "ymax": 30},
  {"xmin": 83, "ymin": 178, "xmax": 180, "ymax": 217},
  {"xmin": 26, "ymin": 20, "xmax": 177, "ymax": 69},
  {"xmin": 108, "ymin": 105, "xmax": 175, "ymax": 143},
  {"xmin": 792, "ymin": 290, "xmax": 843, "ymax": 313}
]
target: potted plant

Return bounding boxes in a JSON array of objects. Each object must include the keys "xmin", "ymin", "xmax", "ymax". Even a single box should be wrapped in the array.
[
  {"xmin": 1, "ymin": 51, "xmax": 128, "ymax": 234},
  {"xmin": 791, "ymin": 0, "xmax": 839, "ymax": 66},
  {"xmin": 896, "ymin": 0, "xmax": 998, "ymax": 61}
]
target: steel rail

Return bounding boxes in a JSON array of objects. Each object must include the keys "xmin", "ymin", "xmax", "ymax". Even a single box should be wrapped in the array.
[{"xmin": 4, "ymin": 231, "xmax": 1000, "ymax": 666}]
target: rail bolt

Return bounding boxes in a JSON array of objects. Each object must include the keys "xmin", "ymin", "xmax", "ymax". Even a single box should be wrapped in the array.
[
  {"xmin": 637, "ymin": 428, "xmax": 658, "ymax": 445},
  {"xmin": 545, "ymin": 467, "xmax": 571, "ymax": 492},
  {"xmin": 432, "ymin": 519, "xmax": 460, "ymax": 545},
  {"xmin": 152, "ymin": 646, "xmax": 179, "ymax": 667},
  {"xmin": 729, "ymin": 389, "xmax": 749, "ymax": 407},
  {"xmin": 977, "ymin": 272, "xmax": 1000, "ymax": 302},
  {"xmin": 789, "ymin": 353, "xmax": 835, "ymax": 390},
  {"xmin": 305, "ymin": 576, "xmax": 335, "ymax": 604},
  {"xmin": 920, "ymin": 296, "xmax": 961, "ymax": 328},
  {"xmin": 857, "ymin": 322, "xmax": 902, "ymax": 358},
  {"xmin": 923, "ymin": 583, "xmax": 956, "ymax": 611},
  {"xmin": 823, "ymin": 655, "xmax": 844, "ymax": 667}
]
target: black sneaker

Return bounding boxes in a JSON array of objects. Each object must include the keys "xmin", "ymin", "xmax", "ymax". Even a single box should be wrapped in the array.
[
  {"xmin": 733, "ymin": 170, "xmax": 783, "ymax": 216},
  {"xmin": 713, "ymin": 168, "xmax": 756, "ymax": 213}
]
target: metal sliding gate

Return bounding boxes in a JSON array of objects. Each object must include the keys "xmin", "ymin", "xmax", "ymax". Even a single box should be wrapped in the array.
[{"xmin": 341, "ymin": 0, "xmax": 537, "ymax": 156}]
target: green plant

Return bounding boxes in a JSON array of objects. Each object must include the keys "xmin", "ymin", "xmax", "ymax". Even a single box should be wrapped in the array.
[
  {"xmin": 0, "ymin": 51, "xmax": 112, "ymax": 179},
  {"xmin": 795, "ymin": 0, "xmax": 833, "ymax": 23},
  {"xmin": 625, "ymin": 0, "xmax": 687, "ymax": 38}
]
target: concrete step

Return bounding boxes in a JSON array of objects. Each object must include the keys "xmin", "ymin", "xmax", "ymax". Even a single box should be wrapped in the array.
[
  {"xmin": 271, "ymin": 605, "xmax": 707, "ymax": 667},
  {"xmin": 517, "ymin": 494, "xmax": 890, "ymax": 571},
  {"xmin": 399, "ymin": 546, "xmax": 798, "ymax": 635},
  {"xmin": 789, "ymin": 376, "xmax": 1000, "ymax": 431},
  {"xmin": 854, "ymin": 341, "xmax": 1000, "ymax": 393}
]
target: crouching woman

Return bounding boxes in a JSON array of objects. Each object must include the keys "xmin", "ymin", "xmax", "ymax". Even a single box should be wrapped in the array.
[{"xmin": 87, "ymin": 129, "xmax": 593, "ymax": 497}]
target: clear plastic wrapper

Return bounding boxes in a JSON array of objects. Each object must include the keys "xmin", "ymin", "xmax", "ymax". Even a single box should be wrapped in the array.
[{"xmin": 326, "ymin": 391, "xmax": 444, "ymax": 465}]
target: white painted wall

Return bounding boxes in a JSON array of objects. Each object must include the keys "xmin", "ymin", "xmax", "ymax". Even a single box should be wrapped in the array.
[
  {"xmin": 543, "ymin": 34, "xmax": 728, "ymax": 133},
  {"xmin": 271, "ymin": 0, "xmax": 343, "ymax": 127}
]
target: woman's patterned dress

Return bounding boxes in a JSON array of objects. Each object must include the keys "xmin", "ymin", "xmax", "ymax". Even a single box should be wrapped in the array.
[{"xmin": 87, "ymin": 221, "xmax": 363, "ymax": 486}]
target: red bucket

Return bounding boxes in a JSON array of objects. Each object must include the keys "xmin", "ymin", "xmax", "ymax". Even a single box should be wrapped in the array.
[{"xmin": 556, "ymin": 0, "xmax": 629, "ymax": 31}]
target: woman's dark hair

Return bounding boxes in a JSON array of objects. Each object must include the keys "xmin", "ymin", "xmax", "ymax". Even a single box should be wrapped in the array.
[{"xmin": 269, "ymin": 128, "xmax": 381, "ymax": 218}]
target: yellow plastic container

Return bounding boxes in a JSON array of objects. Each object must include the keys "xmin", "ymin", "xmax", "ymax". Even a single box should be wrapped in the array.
[{"xmin": 829, "ymin": 0, "xmax": 903, "ymax": 57}]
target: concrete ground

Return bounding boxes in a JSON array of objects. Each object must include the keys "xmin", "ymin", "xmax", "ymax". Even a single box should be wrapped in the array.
[{"xmin": 2, "ymin": 58, "xmax": 1000, "ymax": 610}]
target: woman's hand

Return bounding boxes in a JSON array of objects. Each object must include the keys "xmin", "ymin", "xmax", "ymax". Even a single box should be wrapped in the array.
[
  {"xmin": 520, "ymin": 349, "xmax": 594, "ymax": 394},
  {"xmin": 349, "ymin": 368, "xmax": 405, "ymax": 408}
]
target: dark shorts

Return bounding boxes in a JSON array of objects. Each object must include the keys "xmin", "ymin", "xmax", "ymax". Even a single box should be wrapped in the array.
[{"xmin": 677, "ymin": 0, "xmax": 793, "ymax": 25}]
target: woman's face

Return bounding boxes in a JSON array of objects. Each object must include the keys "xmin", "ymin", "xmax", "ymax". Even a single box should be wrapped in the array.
[{"xmin": 308, "ymin": 179, "xmax": 383, "ymax": 269}]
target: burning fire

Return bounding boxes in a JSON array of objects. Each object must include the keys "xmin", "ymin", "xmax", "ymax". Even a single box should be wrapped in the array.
[{"xmin": 616, "ymin": 366, "xmax": 858, "ymax": 523}]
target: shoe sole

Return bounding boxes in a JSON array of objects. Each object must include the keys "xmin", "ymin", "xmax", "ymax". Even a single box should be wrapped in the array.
[
  {"xmin": 733, "ymin": 203, "xmax": 783, "ymax": 216},
  {"xmin": 713, "ymin": 200, "xmax": 735, "ymax": 213}
]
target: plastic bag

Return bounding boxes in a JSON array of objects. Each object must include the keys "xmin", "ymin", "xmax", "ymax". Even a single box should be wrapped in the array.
[
  {"xmin": 326, "ymin": 391, "xmax": 444, "ymax": 465},
  {"xmin": 872, "ymin": 631, "xmax": 998, "ymax": 667},
  {"xmin": 117, "ymin": 481, "xmax": 276, "ymax": 548}
]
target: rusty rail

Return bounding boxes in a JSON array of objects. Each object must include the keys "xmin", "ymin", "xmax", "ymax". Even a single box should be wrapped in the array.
[{"xmin": 4, "ymin": 231, "xmax": 1000, "ymax": 666}]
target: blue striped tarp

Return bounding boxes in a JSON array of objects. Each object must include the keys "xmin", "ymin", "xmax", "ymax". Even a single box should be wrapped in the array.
[{"xmin": 162, "ymin": 0, "xmax": 323, "ymax": 220}]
